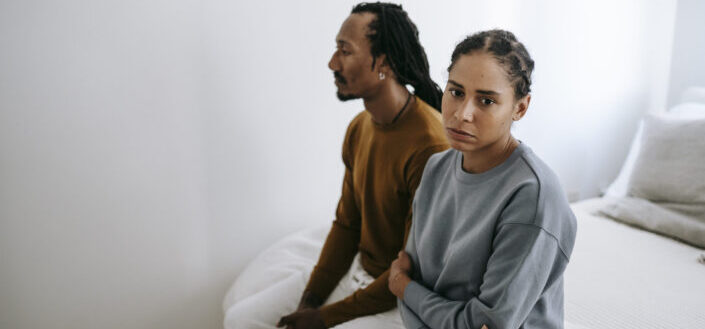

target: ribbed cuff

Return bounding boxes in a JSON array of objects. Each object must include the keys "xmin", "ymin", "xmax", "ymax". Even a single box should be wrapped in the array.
[
  {"xmin": 304, "ymin": 269, "xmax": 339, "ymax": 306},
  {"xmin": 398, "ymin": 298, "xmax": 428, "ymax": 329},
  {"xmin": 403, "ymin": 280, "xmax": 430, "ymax": 317},
  {"xmin": 318, "ymin": 303, "xmax": 340, "ymax": 328}
]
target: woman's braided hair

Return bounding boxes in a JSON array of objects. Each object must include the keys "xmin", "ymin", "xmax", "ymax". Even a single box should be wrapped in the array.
[{"xmin": 449, "ymin": 29, "xmax": 534, "ymax": 99}]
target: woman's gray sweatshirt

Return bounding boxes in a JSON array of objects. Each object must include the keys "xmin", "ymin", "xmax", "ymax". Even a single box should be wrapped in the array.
[{"xmin": 400, "ymin": 143, "xmax": 577, "ymax": 329}]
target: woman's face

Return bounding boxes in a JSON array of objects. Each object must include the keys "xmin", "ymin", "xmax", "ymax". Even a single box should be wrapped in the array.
[{"xmin": 441, "ymin": 52, "xmax": 529, "ymax": 153}]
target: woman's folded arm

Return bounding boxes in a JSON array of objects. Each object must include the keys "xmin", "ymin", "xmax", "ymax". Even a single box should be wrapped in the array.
[{"xmin": 402, "ymin": 224, "xmax": 569, "ymax": 329}]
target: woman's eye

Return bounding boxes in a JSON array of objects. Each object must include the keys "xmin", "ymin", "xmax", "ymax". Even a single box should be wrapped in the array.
[
  {"xmin": 480, "ymin": 97, "xmax": 495, "ymax": 105},
  {"xmin": 450, "ymin": 89, "xmax": 464, "ymax": 97}
]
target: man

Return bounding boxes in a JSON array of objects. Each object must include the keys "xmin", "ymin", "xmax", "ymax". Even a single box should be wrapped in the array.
[
  {"xmin": 223, "ymin": 3, "xmax": 448, "ymax": 329},
  {"xmin": 277, "ymin": 3, "xmax": 448, "ymax": 329}
]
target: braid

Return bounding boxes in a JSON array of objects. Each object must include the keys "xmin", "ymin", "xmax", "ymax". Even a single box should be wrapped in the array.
[
  {"xmin": 351, "ymin": 2, "xmax": 443, "ymax": 111},
  {"xmin": 449, "ymin": 29, "xmax": 534, "ymax": 99}
]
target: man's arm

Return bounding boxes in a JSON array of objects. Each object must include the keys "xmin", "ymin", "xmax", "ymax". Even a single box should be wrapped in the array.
[
  {"xmin": 314, "ymin": 207, "xmax": 415, "ymax": 326},
  {"xmin": 279, "ymin": 122, "xmax": 364, "ymax": 329},
  {"xmin": 301, "ymin": 146, "xmax": 362, "ymax": 307},
  {"xmin": 316, "ymin": 145, "xmax": 447, "ymax": 327}
]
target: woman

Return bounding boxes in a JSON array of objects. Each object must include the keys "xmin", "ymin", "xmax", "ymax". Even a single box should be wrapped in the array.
[{"xmin": 388, "ymin": 30, "xmax": 577, "ymax": 329}]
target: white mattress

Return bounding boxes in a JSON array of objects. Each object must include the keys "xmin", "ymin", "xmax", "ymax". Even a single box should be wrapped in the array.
[{"xmin": 565, "ymin": 198, "xmax": 705, "ymax": 329}]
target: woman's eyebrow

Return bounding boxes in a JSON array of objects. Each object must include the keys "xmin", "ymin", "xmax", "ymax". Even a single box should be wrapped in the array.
[
  {"xmin": 448, "ymin": 79, "xmax": 464, "ymax": 89},
  {"xmin": 476, "ymin": 89, "xmax": 500, "ymax": 96},
  {"xmin": 448, "ymin": 80, "xmax": 500, "ymax": 95}
]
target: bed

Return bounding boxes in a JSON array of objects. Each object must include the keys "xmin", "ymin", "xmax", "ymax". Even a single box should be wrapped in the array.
[
  {"xmin": 224, "ymin": 204, "xmax": 705, "ymax": 329},
  {"xmin": 562, "ymin": 88, "xmax": 705, "ymax": 328},
  {"xmin": 564, "ymin": 198, "xmax": 705, "ymax": 329},
  {"xmin": 224, "ymin": 88, "xmax": 705, "ymax": 328}
]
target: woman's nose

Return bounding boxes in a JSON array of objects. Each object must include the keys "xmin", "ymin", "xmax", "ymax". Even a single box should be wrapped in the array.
[{"xmin": 456, "ymin": 102, "xmax": 475, "ymax": 122}]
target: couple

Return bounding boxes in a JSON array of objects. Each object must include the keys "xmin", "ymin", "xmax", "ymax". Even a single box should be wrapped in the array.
[{"xmin": 227, "ymin": 2, "xmax": 576, "ymax": 329}]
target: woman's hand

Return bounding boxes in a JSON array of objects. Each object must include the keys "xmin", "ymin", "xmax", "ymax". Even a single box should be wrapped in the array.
[{"xmin": 388, "ymin": 251, "xmax": 413, "ymax": 299}]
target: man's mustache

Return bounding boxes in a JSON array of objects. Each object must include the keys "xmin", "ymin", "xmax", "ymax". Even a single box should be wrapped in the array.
[{"xmin": 334, "ymin": 72, "xmax": 347, "ymax": 85}]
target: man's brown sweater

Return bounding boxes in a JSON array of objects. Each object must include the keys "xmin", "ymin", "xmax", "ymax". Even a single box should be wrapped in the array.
[{"xmin": 303, "ymin": 96, "xmax": 449, "ymax": 327}]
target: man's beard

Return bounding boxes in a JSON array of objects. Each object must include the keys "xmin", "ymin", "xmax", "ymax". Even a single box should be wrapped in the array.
[
  {"xmin": 336, "ymin": 91, "xmax": 359, "ymax": 101},
  {"xmin": 334, "ymin": 72, "xmax": 359, "ymax": 101}
]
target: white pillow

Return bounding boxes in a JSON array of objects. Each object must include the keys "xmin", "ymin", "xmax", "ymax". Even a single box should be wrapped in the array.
[
  {"xmin": 599, "ymin": 197, "xmax": 705, "ymax": 248},
  {"xmin": 628, "ymin": 114, "xmax": 705, "ymax": 203},
  {"xmin": 604, "ymin": 102, "xmax": 705, "ymax": 197},
  {"xmin": 599, "ymin": 114, "xmax": 705, "ymax": 248},
  {"xmin": 670, "ymin": 102, "xmax": 705, "ymax": 118},
  {"xmin": 680, "ymin": 86, "xmax": 705, "ymax": 104}
]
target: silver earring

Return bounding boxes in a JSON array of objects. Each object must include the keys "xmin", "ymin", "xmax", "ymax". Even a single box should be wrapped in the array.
[{"xmin": 379, "ymin": 72, "xmax": 385, "ymax": 80}]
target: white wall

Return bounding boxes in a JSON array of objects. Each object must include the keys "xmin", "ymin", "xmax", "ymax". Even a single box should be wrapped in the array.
[
  {"xmin": 513, "ymin": 0, "xmax": 677, "ymax": 199},
  {"xmin": 667, "ymin": 0, "xmax": 705, "ymax": 106},
  {"xmin": 201, "ymin": 0, "xmax": 358, "ymax": 302},
  {"xmin": 0, "ymin": 1, "xmax": 683, "ymax": 329},
  {"xmin": 0, "ymin": 1, "xmax": 214, "ymax": 328}
]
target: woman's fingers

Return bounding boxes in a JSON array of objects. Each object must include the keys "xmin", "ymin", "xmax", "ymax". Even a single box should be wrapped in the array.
[{"xmin": 398, "ymin": 251, "xmax": 412, "ymax": 271}]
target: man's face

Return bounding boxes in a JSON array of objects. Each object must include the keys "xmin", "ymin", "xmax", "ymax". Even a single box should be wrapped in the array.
[{"xmin": 328, "ymin": 13, "xmax": 381, "ymax": 101}]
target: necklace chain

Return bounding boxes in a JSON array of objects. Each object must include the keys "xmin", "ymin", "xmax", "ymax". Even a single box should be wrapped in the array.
[{"xmin": 390, "ymin": 92, "xmax": 413, "ymax": 124}]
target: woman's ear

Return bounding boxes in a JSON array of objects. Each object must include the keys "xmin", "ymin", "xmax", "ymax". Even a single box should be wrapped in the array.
[{"xmin": 512, "ymin": 94, "xmax": 531, "ymax": 121}]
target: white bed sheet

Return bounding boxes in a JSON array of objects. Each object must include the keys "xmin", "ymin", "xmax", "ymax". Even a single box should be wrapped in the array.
[{"xmin": 565, "ymin": 198, "xmax": 705, "ymax": 329}]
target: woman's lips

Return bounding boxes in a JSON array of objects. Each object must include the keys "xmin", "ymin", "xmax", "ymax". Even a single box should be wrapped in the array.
[{"xmin": 447, "ymin": 127, "xmax": 475, "ymax": 139}]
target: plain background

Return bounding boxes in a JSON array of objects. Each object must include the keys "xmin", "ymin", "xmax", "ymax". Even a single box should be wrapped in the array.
[{"xmin": 1, "ymin": 0, "xmax": 703, "ymax": 328}]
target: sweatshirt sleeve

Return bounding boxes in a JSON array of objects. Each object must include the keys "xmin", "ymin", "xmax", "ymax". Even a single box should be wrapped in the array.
[
  {"xmin": 317, "ymin": 144, "xmax": 447, "ymax": 328},
  {"xmin": 398, "ymin": 196, "xmax": 429, "ymax": 329},
  {"xmin": 402, "ymin": 223, "xmax": 570, "ymax": 329},
  {"xmin": 397, "ymin": 147, "xmax": 447, "ymax": 329}
]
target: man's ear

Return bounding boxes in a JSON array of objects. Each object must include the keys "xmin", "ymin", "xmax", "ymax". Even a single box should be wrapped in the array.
[
  {"xmin": 374, "ymin": 54, "xmax": 390, "ymax": 75},
  {"xmin": 513, "ymin": 94, "xmax": 531, "ymax": 121},
  {"xmin": 375, "ymin": 54, "xmax": 387, "ymax": 68}
]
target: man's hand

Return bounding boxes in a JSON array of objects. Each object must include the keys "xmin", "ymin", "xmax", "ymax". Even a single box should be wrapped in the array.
[
  {"xmin": 388, "ymin": 251, "xmax": 413, "ymax": 299},
  {"xmin": 277, "ymin": 308, "xmax": 326, "ymax": 329}
]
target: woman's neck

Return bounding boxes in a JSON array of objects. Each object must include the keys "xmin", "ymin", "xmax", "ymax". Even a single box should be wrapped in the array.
[{"xmin": 461, "ymin": 135, "xmax": 519, "ymax": 174}]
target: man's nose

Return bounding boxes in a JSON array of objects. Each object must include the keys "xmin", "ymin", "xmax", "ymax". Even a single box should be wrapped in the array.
[{"xmin": 328, "ymin": 52, "xmax": 340, "ymax": 71}]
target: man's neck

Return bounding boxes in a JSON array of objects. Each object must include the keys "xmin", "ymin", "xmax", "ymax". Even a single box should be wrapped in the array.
[{"xmin": 363, "ymin": 82, "xmax": 412, "ymax": 125}]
